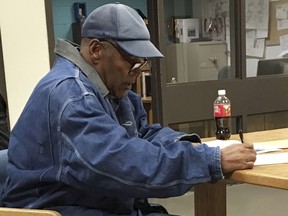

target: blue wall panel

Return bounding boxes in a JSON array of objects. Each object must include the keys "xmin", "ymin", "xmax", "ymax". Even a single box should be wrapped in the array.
[{"xmin": 52, "ymin": 0, "xmax": 147, "ymax": 41}]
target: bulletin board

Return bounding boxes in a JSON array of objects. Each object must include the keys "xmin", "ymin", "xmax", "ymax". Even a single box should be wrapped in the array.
[{"xmin": 266, "ymin": 0, "xmax": 288, "ymax": 46}]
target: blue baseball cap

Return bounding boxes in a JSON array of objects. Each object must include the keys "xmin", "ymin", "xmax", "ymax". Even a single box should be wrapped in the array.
[{"xmin": 81, "ymin": 3, "xmax": 163, "ymax": 58}]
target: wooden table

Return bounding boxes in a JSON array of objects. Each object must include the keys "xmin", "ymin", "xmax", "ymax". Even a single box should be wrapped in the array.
[{"xmin": 194, "ymin": 128, "xmax": 288, "ymax": 216}]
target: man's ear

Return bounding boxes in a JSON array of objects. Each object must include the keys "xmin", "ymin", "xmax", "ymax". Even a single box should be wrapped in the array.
[{"xmin": 89, "ymin": 39, "xmax": 102, "ymax": 61}]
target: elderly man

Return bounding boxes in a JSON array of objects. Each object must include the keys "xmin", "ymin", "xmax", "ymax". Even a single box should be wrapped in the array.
[{"xmin": 1, "ymin": 3, "xmax": 256, "ymax": 216}]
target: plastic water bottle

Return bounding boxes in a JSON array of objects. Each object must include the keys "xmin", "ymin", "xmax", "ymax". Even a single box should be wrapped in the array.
[{"xmin": 214, "ymin": 89, "xmax": 231, "ymax": 140}]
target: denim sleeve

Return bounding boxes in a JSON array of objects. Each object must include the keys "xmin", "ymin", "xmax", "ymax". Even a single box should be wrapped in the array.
[
  {"xmin": 202, "ymin": 144, "xmax": 223, "ymax": 183},
  {"xmin": 59, "ymin": 95, "xmax": 223, "ymax": 199}
]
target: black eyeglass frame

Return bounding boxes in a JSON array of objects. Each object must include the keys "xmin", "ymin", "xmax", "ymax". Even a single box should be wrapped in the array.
[{"xmin": 99, "ymin": 39, "xmax": 149, "ymax": 72}]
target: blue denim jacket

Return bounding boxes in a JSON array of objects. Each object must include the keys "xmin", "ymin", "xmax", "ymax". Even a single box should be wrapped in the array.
[{"xmin": 1, "ymin": 39, "xmax": 223, "ymax": 215}]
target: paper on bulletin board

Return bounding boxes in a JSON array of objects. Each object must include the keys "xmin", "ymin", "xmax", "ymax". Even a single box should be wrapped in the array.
[
  {"xmin": 245, "ymin": 0, "xmax": 269, "ymax": 57},
  {"xmin": 246, "ymin": 30, "xmax": 266, "ymax": 58},
  {"xmin": 246, "ymin": 0, "xmax": 269, "ymax": 30},
  {"xmin": 276, "ymin": 3, "xmax": 288, "ymax": 30},
  {"xmin": 267, "ymin": 0, "xmax": 288, "ymax": 45},
  {"xmin": 278, "ymin": 34, "xmax": 288, "ymax": 56}
]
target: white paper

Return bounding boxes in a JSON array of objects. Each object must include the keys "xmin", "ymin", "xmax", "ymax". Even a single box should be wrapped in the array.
[
  {"xmin": 276, "ymin": 7, "xmax": 288, "ymax": 20},
  {"xmin": 255, "ymin": 152, "xmax": 288, "ymax": 165},
  {"xmin": 276, "ymin": 3, "xmax": 288, "ymax": 30},
  {"xmin": 254, "ymin": 139, "xmax": 288, "ymax": 148},
  {"xmin": 246, "ymin": 30, "xmax": 265, "ymax": 58},
  {"xmin": 246, "ymin": 0, "xmax": 269, "ymax": 30},
  {"xmin": 277, "ymin": 19, "xmax": 288, "ymax": 30},
  {"xmin": 278, "ymin": 50, "xmax": 288, "ymax": 58},
  {"xmin": 280, "ymin": 34, "xmax": 288, "ymax": 51},
  {"xmin": 204, "ymin": 138, "xmax": 288, "ymax": 166},
  {"xmin": 257, "ymin": 29, "xmax": 268, "ymax": 38},
  {"xmin": 204, "ymin": 139, "xmax": 282, "ymax": 154},
  {"xmin": 204, "ymin": 140, "xmax": 241, "ymax": 149},
  {"xmin": 253, "ymin": 146, "xmax": 281, "ymax": 154}
]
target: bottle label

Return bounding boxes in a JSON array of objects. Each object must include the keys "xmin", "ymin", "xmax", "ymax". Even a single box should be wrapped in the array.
[{"xmin": 214, "ymin": 103, "xmax": 231, "ymax": 117}]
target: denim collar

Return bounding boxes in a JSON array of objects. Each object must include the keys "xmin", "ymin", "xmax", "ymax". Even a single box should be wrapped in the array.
[{"xmin": 54, "ymin": 39, "xmax": 109, "ymax": 97}]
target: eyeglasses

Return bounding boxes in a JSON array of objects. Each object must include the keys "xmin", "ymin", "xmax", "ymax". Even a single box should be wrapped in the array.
[
  {"xmin": 100, "ymin": 39, "xmax": 149, "ymax": 72},
  {"xmin": 130, "ymin": 58, "xmax": 149, "ymax": 71}
]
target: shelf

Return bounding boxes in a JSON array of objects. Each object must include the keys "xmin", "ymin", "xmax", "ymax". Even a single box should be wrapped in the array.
[{"xmin": 141, "ymin": 96, "xmax": 152, "ymax": 103}]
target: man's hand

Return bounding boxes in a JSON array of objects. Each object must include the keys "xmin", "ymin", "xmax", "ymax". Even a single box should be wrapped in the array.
[{"xmin": 221, "ymin": 142, "xmax": 256, "ymax": 173}]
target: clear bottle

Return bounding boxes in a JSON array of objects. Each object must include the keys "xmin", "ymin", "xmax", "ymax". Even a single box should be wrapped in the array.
[{"xmin": 214, "ymin": 89, "xmax": 231, "ymax": 140}]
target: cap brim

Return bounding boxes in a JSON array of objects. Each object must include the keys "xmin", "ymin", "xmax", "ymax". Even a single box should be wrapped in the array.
[{"xmin": 116, "ymin": 40, "xmax": 164, "ymax": 58}]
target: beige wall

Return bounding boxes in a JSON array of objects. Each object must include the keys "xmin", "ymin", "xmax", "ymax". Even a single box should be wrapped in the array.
[{"xmin": 0, "ymin": 0, "xmax": 50, "ymax": 128}]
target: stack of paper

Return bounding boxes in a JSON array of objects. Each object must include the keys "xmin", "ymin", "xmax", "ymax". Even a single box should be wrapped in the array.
[{"xmin": 203, "ymin": 139, "xmax": 288, "ymax": 166}]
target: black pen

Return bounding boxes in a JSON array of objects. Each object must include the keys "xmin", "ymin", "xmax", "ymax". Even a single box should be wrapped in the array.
[{"xmin": 239, "ymin": 129, "xmax": 244, "ymax": 143}]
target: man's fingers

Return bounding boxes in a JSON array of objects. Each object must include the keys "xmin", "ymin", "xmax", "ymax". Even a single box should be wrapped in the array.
[
  {"xmin": 242, "ymin": 142, "xmax": 254, "ymax": 149},
  {"xmin": 245, "ymin": 161, "xmax": 255, "ymax": 169}
]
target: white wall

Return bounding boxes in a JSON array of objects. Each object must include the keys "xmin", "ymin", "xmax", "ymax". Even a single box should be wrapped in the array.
[{"xmin": 0, "ymin": 0, "xmax": 50, "ymax": 128}]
